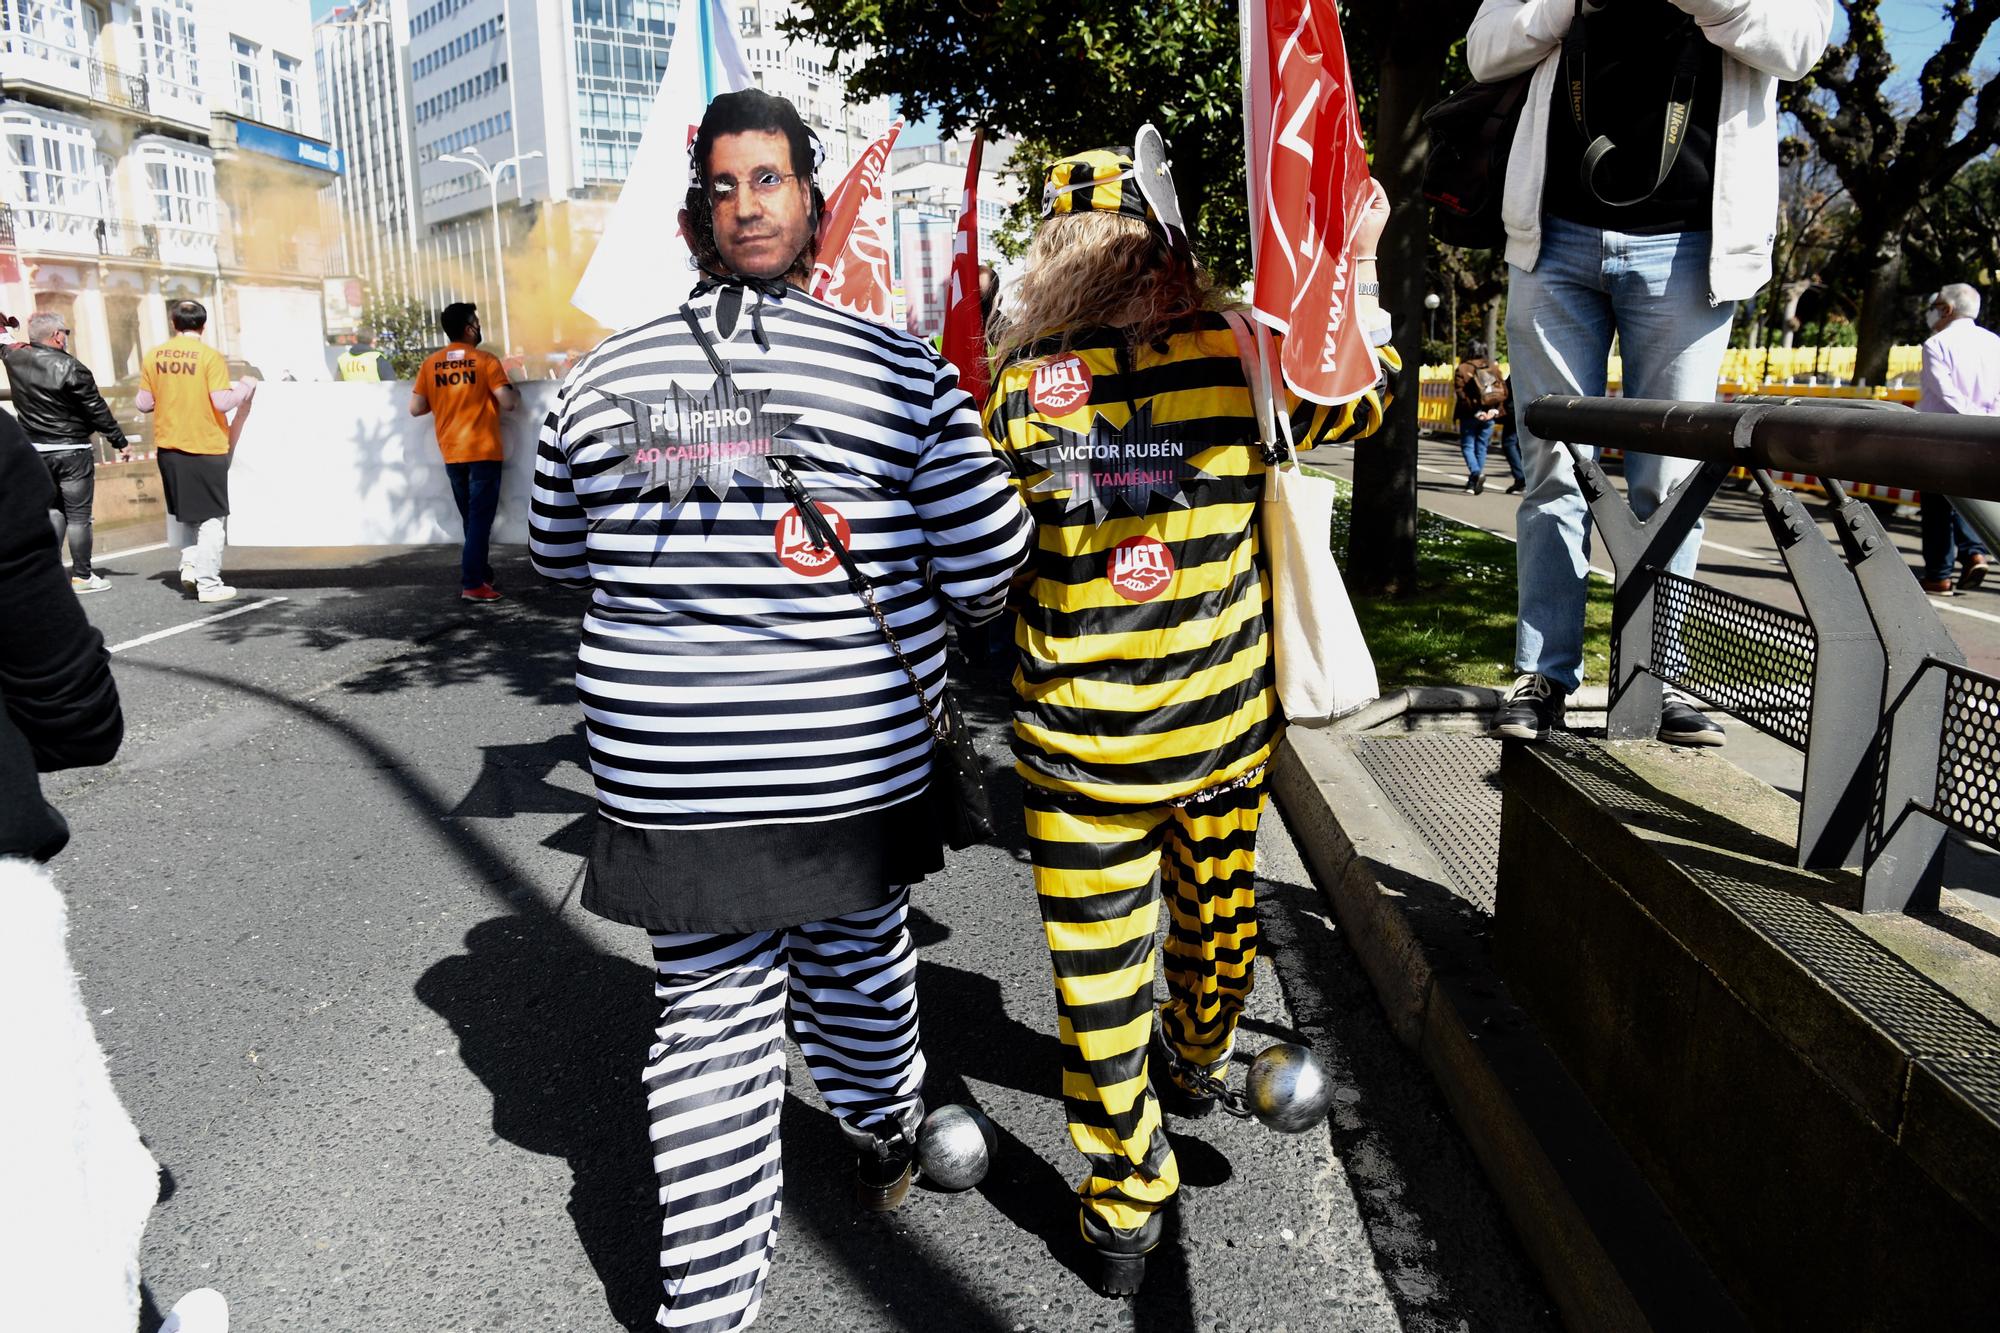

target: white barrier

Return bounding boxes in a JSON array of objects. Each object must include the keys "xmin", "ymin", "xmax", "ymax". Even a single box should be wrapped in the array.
[{"xmin": 224, "ymin": 381, "xmax": 559, "ymax": 547}]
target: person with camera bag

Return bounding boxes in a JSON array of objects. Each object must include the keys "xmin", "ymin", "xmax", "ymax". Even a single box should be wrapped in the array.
[
  {"xmin": 1468, "ymin": 0, "xmax": 1831, "ymax": 744},
  {"xmin": 529, "ymin": 89, "xmax": 1029, "ymax": 1333}
]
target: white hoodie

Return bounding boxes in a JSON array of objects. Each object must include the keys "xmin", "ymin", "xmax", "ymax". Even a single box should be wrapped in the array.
[{"xmin": 1467, "ymin": 0, "xmax": 1833, "ymax": 303}]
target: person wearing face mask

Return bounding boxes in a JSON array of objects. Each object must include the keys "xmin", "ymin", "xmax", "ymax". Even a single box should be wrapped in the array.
[
  {"xmin": 1914, "ymin": 283, "xmax": 1997, "ymax": 594},
  {"xmin": 1470, "ymin": 0, "xmax": 1833, "ymax": 745},
  {"xmin": 529, "ymin": 88, "xmax": 1032, "ymax": 1333}
]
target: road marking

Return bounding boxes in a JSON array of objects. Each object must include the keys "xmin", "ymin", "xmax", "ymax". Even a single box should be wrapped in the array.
[
  {"xmin": 94, "ymin": 540, "xmax": 170, "ymax": 562},
  {"xmin": 109, "ymin": 597, "xmax": 288, "ymax": 653},
  {"xmin": 1933, "ymin": 598, "xmax": 2000, "ymax": 626}
]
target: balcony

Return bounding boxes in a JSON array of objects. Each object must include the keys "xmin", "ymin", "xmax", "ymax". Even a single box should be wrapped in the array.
[
  {"xmin": 2, "ymin": 204, "xmax": 215, "ymax": 266},
  {"xmin": 87, "ymin": 57, "xmax": 147, "ymax": 114},
  {"xmin": 0, "ymin": 30, "xmax": 89, "ymax": 99}
]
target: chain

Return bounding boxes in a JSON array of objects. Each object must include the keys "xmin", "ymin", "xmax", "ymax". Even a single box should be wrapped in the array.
[
  {"xmin": 849, "ymin": 579, "xmax": 952, "ymax": 746},
  {"xmin": 1159, "ymin": 1047, "xmax": 1253, "ymax": 1119}
]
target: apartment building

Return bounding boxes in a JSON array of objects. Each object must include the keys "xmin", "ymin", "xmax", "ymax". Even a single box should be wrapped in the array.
[
  {"xmin": 0, "ymin": 0, "xmax": 341, "ymax": 383},
  {"xmin": 319, "ymin": 0, "xmax": 892, "ymax": 354},
  {"xmin": 888, "ymin": 132, "xmax": 1021, "ymax": 337}
]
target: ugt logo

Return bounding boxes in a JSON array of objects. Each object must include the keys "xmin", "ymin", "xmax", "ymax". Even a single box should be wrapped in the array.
[
  {"xmin": 1030, "ymin": 355, "xmax": 1092, "ymax": 415},
  {"xmin": 1107, "ymin": 535, "xmax": 1175, "ymax": 603},
  {"xmin": 774, "ymin": 503, "xmax": 851, "ymax": 577}
]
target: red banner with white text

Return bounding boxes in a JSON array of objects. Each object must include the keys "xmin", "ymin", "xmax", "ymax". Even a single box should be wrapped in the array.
[
  {"xmin": 811, "ymin": 120, "xmax": 903, "ymax": 325},
  {"xmin": 1241, "ymin": 0, "xmax": 1378, "ymax": 405}
]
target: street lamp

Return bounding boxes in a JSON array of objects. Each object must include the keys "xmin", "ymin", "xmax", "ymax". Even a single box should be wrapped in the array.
[
  {"xmin": 440, "ymin": 146, "xmax": 544, "ymax": 354},
  {"xmin": 1424, "ymin": 291, "xmax": 1441, "ymax": 343}
]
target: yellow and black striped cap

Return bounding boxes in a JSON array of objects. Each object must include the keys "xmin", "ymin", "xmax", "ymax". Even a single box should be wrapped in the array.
[{"xmin": 1040, "ymin": 148, "xmax": 1154, "ymax": 222}]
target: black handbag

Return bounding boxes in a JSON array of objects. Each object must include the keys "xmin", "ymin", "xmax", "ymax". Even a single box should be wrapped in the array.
[
  {"xmin": 769, "ymin": 457, "xmax": 994, "ymax": 851},
  {"xmin": 1421, "ymin": 71, "xmax": 1533, "ymax": 250}
]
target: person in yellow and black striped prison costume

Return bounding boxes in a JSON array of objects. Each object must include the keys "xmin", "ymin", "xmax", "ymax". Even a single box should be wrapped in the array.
[{"xmin": 983, "ymin": 143, "xmax": 1397, "ymax": 1295}]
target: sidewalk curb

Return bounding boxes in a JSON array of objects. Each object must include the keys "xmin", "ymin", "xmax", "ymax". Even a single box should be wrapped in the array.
[{"xmin": 1272, "ymin": 726, "xmax": 1746, "ymax": 1333}]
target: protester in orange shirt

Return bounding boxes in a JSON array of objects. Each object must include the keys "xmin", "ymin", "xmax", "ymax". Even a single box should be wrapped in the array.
[
  {"xmin": 410, "ymin": 301, "xmax": 518, "ymax": 602},
  {"xmin": 136, "ymin": 300, "xmax": 257, "ymax": 604}
]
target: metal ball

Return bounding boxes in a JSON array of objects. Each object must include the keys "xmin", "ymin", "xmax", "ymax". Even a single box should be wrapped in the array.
[
  {"xmin": 916, "ymin": 1103, "xmax": 996, "ymax": 1191},
  {"xmin": 1244, "ymin": 1043, "xmax": 1333, "ymax": 1133}
]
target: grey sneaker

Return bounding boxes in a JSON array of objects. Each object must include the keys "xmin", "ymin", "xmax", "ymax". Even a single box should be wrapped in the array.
[
  {"xmin": 1658, "ymin": 691, "xmax": 1725, "ymax": 747},
  {"xmin": 196, "ymin": 582, "xmax": 239, "ymax": 604},
  {"xmin": 71, "ymin": 573, "xmax": 110, "ymax": 594},
  {"xmin": 1493, "ymin": 673, "xmax": 1565, "ymax": 741}
]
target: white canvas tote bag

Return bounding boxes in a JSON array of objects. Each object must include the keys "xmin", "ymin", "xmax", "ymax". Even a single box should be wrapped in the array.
[{"xmin": 1222, "ymin": 311, "xmax": 1380, "ymax": 723}]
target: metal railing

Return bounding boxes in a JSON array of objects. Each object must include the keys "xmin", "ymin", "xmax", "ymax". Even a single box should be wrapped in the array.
[
  {"xmin": 87, "ymin": 56, "xmax": 146, "ymax": 112},
  {"xmin": 1523, "ymin": 395, "xmax": 2000, "ymax": 914},
  {"xmin": 0, "ymin": 206, "xmax": 215, "ymax": 263}
]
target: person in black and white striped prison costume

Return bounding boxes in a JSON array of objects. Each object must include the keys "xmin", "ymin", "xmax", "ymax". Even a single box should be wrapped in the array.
[{"xmin": 529, "ymin": 90, "xmax": 1032, "ymax": 1333}]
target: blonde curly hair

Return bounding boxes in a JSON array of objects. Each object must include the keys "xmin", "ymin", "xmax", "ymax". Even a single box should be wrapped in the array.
[{"xmin": 988, "ymin": 212, "xmax": 1223, "ymax": 375}]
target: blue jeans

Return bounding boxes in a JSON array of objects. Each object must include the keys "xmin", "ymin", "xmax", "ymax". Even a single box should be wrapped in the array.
[
  {"xmin": 1920, "ymin": 491, "xmax": 1989, "ymax": 582},
  {"xmin": 446, "ymin": 459, "xmax": 502, "ymax": 589},
  {"xmin": 1499, "ymin": 422, "xmax": 1524, "ymax": 482},
  {"xmin": 1507, "ymin": 218, "xmax": 1735, "ymax": 693},
  {"xmin": 1458, "ymin": 418, "xmax": 1492, "ymax": 477}
]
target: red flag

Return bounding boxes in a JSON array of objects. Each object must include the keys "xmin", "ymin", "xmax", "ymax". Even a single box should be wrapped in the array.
[
  {"xmin": 811, "ymin": 120, "xmax": 903, "ymax": 324},
  {"xmin": 1241, "ymin": 0, "xmax": 1378, "ymax": 405},
  {"xmin": 940, "ymin": 132, "xmax": 989, "ymax": 408}
]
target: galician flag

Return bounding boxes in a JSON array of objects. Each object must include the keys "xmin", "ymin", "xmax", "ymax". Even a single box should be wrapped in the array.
[
  {"xmin": 571, "ymin": 0, "xmax": 750, "ymax": 331},
  {"xmin": 1240, "ymin": 0, "xmax": 1379, "ymax": 405},
  {"xmin": 811, "ymin": 120, "xmax": 903, "ymax": 325},
  {"xmin": 938, "ymin": 132, "xmax": 989, "ymax": 408}
]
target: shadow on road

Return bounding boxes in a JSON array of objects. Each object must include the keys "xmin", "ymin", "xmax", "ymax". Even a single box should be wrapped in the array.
[{"xmin": 417, "ymin": 918, "xmax": 662, "ymax": 1329}]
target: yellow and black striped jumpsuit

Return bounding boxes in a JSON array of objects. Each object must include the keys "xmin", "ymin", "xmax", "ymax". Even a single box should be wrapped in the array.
[{"xmin": 984, "ymin": 313, "xmax": 1393, "ymax": 1236}]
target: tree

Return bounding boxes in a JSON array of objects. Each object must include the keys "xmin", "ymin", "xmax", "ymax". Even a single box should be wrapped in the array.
[
  {"xmin": 1785, "ymin": 0, "xmax": 2000, "ymax": 384},
  {"xmin": 358, "ymin": 295, "xmax": 437, "ymax": 378},
  {"xmin": 783, "ymin": 2, "xmax": 1252, "ymax": 282},
  {"xmin": 1906, "ymin": 154, "xmax": 2000, "ymax": 313},
  {"xmin": 1326, "ymin": 7, "xmax": 1480, "ymax": 594}
]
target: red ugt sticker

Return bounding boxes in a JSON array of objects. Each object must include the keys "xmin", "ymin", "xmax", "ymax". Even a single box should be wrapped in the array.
[
  {"xmin": 1108, "ymin": 535, "xmax": 1175, "ymax": 603},
  {"xmin": 1030, "ymin": 354, "xmax": 1092, "ymax": 415},
  {"xmin": 774, "ymin": 503, "xmax": 851, "ymax": 577}
]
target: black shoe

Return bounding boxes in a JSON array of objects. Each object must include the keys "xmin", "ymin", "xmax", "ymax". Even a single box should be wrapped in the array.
[
  {"xmin": 1492, "ymin": 673, "xmax": 1565, "ymax": 742},
  {"xmin": 1471, "ymin": 472, "xmax": 1486, "ymax": 495},
  {"xmin": 1505, "ymin": 478, "xmax": 1526, "ymax": 495},
  {"xmin": 1081, "ymin": 1208, "xmax": 1165, "ymax": 1298},
  {"xmin": 1149, "ymin": 1027, "xmax": 1218, "ymax": 1121},
  {"xmin": 854, "ymin": 1140, "xmax": 915, "ymax": 1213},
  {"xmin": 1657, "ymin": 694, "xmax": 1725, "ymax": 747}
]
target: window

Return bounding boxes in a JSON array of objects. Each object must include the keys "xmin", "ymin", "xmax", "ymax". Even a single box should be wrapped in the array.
[
  {"xmin": 0, "ymin": 0, "xmax": 83, "ymax": 67},
  {"xmin": 145, "ymin": 0, "xmax": 198, "ymax": 95},
  {"xmin": 4, "ymin": 113, "xmax": 91, "ymax": 212},
  {"xmin": 230, "ymin": 34, "xmax": 259, "ymax": 119},
  {"xmin": 140, "ymin": 141, "xmax": 213, "ymax": 228},
  {"xmin": 273, "ymin": 52, "xmax": 300, "ymax": 129}
]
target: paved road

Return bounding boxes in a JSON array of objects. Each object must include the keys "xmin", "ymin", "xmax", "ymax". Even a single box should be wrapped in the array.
[
  {"xmin": 50, "ymin": 541, "xmax": 1556, "ymax": 1332},
  {"xmin": 1306, "ymin": 432, "xmax": 2000, "ymax": 677}
]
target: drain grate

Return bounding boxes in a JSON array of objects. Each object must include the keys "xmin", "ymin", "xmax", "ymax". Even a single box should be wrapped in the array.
[{"xmin": 1354, "ymin": 734, "xmax": 1505, "ymax": 913}]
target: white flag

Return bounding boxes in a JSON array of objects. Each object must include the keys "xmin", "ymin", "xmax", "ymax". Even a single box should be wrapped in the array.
[{"xmin": 570, "ymin": 0, "xmax": 751, "ymax": 332}]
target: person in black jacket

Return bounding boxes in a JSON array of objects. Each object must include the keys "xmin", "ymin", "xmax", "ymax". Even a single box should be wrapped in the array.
[
  {"xmin": 2, "ymin": 311, "xmax": 129, "ymax": 595},
  {"xmin": 0, "ymin": 403, "xmax": 121, "ymax": 859}
]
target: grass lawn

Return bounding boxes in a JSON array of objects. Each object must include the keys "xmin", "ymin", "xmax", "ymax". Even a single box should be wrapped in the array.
[{"xmin": 1323, "ymin": 475, "xmax": 1614, "ymax": 689}]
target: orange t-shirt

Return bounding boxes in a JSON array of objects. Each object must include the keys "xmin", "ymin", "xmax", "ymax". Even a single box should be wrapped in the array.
[
  {"xmin": 141, "ymin": 334, "xmax": 231, "ymax": 455},
  {"xmin": 415, "ymin": 343, "xmax": 510, "ymax": 463}
]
